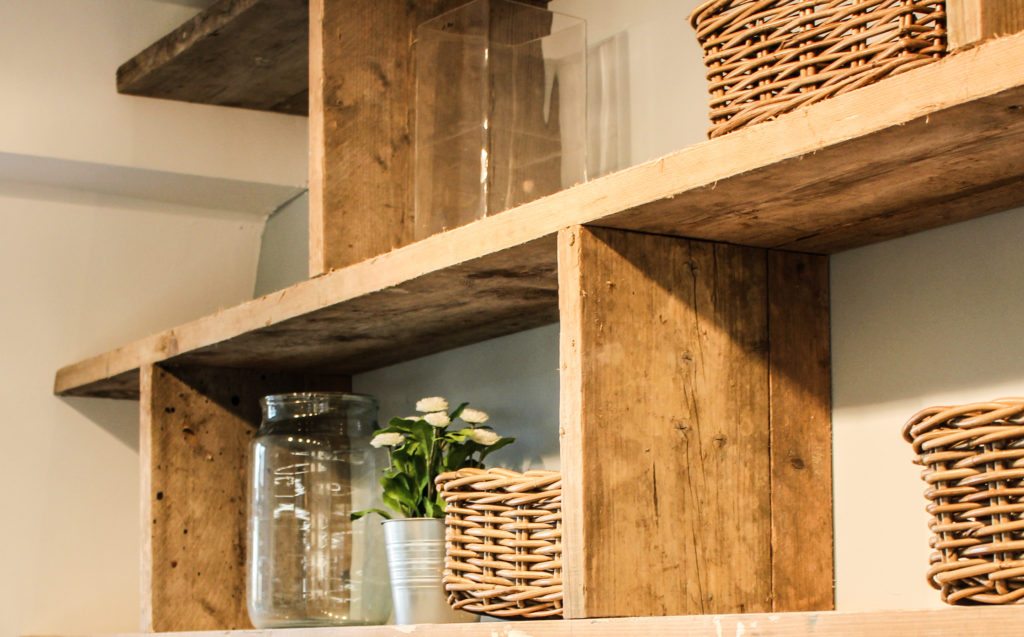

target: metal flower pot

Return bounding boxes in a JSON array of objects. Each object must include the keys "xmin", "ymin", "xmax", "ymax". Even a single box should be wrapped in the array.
[{"xmin": 383, "ymin": 518, "xmax": 479, "ymax": 625}]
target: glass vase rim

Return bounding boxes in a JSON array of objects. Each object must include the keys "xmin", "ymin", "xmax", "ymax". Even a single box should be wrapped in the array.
[{"xmin": 419, "ymin": 0, "xmax": 586, "ymax": 31}]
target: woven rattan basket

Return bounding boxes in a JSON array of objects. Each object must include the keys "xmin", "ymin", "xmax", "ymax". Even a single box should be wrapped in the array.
[
  {"xmin": 436, "ymin": 467, "xmax": 563, "ymax": 619},
  {"xmin": 903, "ymin": 399, "xmax": 1024, "ymax": 604},
  {"xmin": 690, "ymin": 0, "xmax": 948, "ymax": 137}
]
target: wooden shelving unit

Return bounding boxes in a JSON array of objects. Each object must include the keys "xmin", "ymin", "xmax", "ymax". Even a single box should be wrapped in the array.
[
  {"xmin": 40, "ymin": 606, "xmax": 1024, "ymax": 636},
  {"xmin": 58, "ymin": 2, "xmax": 1024, "ymax": 633},
  {"xmin": 60, "ymin": 30, "xmax": 1024, "ymax": 399}
]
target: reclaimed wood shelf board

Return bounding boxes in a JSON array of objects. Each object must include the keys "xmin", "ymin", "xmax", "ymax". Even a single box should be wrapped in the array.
[
  {"xmin": 117, "ymin": 0, "xmax": 308, "ymax": 115},
  {"xmin": 59, "ymin": 32, "xmax": 1024, "ymax": 399},
  {"xmin": 31, "ymin": 606, "xmax": 1024, "ymax": 637}
]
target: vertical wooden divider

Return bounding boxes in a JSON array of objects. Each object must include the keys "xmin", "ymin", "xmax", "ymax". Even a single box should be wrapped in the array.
[
  {"xmin": 768, "ymin": 251, "xmax": 833, "ymax": 611},
  {"xmin": 308, "ymin": 0, "xmax": 471, "ymax": 276},
  {"xmin": 559, "ymin": 226, "xmax": 832, "ymax": 619},
  {"xmin": 947, "ymin": 0, "xmax": 1024, "ymax": 51},
  {"xmin": 140, "ymin": 364, "xmax": 351, "ymax": 632}
]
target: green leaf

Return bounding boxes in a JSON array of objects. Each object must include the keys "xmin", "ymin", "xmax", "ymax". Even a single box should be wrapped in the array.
[
  {"xmin": 479, "ymin": 436, "xmax": 515, "ymax": 463},
  {"xmin": 449, "ymin": 402, "xmax": 469, "ymax": 421}
]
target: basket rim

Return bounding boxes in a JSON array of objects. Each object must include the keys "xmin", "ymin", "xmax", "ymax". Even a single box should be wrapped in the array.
[
  {"xmin": 903, "ymin": 398, "xmax": 1024, "ymax": 443},
  {"xmin": 688, "ymin": 0, "xmax": 731, "ymax": 29}
]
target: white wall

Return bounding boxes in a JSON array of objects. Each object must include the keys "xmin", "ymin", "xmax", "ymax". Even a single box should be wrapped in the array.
[
  {"xmin": 0, "ymin": 0, "xmax": 307, "ymax": 189},
  {"xmin": 0, "ymin": 2, "xmax": 303, "ymax": 636},
  {"xmin": 0, "ymin": 188, "xmax": 264, "ymax": 637}
]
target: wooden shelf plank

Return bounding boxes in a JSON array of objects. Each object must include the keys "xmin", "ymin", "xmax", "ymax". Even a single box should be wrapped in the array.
[
  {"xmin": 59, "ymin": 32, "xmax": 1024, "ymax": 399},
  {"xmin": 117, "ymin": 0, "xmax": 308, "ymax": 115},
  {"xmin": 32, "ymin": 606, "xmax": 1024, "ymax": 636}
]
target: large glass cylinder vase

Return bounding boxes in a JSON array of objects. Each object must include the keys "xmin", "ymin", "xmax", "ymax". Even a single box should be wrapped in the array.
[
  {"xmin": 414, "ymin": 0, "xmax": 587, "ymax": 239},
  {"xmin": 247, "ymin": 393, "xmax": 390, "ymax": 627}
]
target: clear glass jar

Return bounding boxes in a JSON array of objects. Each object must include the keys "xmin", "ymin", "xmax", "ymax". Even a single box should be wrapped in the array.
[{"xmin": 247, "ymin": 393, "xmax": 391, "ymax": 627}]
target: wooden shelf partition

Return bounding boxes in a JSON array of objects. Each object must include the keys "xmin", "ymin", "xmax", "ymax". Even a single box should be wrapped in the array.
[
  {"xmin": 37, "ymin": 607, "xmax": 1024, "ymax": 636},
  {"xmin": 558, "ymin": 227, "xmax": 831, "ymax": 617},
  {"xmin": 59, "ymin": 31, "xmax": 1024, "ymax": 400}
]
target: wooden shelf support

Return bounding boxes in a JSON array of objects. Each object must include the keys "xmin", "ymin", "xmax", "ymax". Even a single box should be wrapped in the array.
[
  {"xmin": 140, "ymin": 365, "xmax": 350, "ymax": 631},
  {"xmin": 558, "ymin": 227, "xmax": 832, "ymax": 618},
  {"xmin": 308, "ymin": 0, "xmax": 470, "ymax": 275},
  {"xmin": 947, "ymin": 0, "xmax": 1024, "ymax": 51}
]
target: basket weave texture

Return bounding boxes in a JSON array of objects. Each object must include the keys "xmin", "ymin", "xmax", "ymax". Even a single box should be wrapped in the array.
[
  {"xmin": 436, "ymin": 467, "xmax": 563, "ymax": 619},
  {"xmin": 903, "ymin": 399, "xmax": 1024, "ymax": 605},
  {"xmin": 690, "ymin": 0, "xmax": 947, "ymax": 137}
]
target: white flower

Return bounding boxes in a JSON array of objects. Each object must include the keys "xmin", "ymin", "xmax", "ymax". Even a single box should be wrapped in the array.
[
  {"xmin": 423, "ymin": 411, "xmax": 451, "ymax": 427},
  {"xmin": 416, "ymin": 397, "xmax": 449, "ymax": 412},
  {"xmin": 371, "ymin": 432, "xmax": 405, "ymax": 448},
  {"xmin": 402, "ymin": 415, "xmax": 423, "ymax": 422},
  {"xmin": 460, "ymin": 407, "xmax": 489, "ymax": 424},
  {"xmin": 469, "ymin": 429, "xmax": 501, "ymax": 446}
]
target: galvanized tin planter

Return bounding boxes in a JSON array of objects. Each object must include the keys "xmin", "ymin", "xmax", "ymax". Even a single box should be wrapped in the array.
[{"xmin": 383, "ymin": 518, "xmax": 479, "ymax": 625}]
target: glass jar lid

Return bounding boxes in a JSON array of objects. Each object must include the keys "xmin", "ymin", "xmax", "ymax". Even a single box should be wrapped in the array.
[{"xmin": 260, "ymin": 392, "xmax": 378, "ymax": 421}]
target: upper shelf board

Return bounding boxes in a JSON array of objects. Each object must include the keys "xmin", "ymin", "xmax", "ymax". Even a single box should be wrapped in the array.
[
  {"xmin": 117, "ymin": 0, "xmax": 308, "ymax": 115},
  {"xmin": 33, "ymin": 606, "xmax": 1024, "ymax": 636},
  {"xmin": 58, "ymin": 32, "xmax": 1024, "ymax": 399}
]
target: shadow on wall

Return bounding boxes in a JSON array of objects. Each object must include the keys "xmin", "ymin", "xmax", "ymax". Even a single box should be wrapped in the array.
[
  {"xmin": 63, "ymin": 396, "xmax": 140, "ymax": 452},
  {"xmin": 832, "ymin": 206, "xmax": 1024, "ymax": 410}
]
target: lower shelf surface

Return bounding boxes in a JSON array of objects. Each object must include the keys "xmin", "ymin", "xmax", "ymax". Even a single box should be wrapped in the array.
[{"xmin": 37, "ymin": 606, "xmax": 1024, "ymax": 637}]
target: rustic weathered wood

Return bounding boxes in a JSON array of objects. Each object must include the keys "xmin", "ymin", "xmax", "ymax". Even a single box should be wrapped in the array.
[
  {"xmin": 117, "ymin": 0, "xmax": 308, "ymax": 114},
  {"xmin": 34, "ymin": 606, "xmax": 1024, "ymax": 637},
  {"xmin": 56, "ymin": 237, "xmax": 557, "ymax": 399},
  {"xmin": 140, "ymin": 365, "xmax": 350, "ymax": 631},
  {"xmin": 947, "ymin": 0, "xmax": 1024, "ymax": 50},
  {"xmin": 559, "ymin": 226, "xmax": 773, "ymax": 618},
  {"xmin": 308, "ymin": 0, "xmax": 470, "ymax": 275},
  {"xmin": 56, "ymin": 32, "xmax": 1024, "ymax": 398},
  {"xmin": 767, "ymin": 252, "xmax": 833, "ymax": 612}
]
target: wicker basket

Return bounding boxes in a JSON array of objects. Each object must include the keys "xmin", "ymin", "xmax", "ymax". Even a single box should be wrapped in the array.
[
  {"xmin": 436, "ymin": 467, "xmax": 563, "ymax": 619},
  {"xmin": 903, "ymin": 399, "xmax": 1024, "ymax": 604},
  {"xmin": 690, "ymin": 0, "xmax": 948, "ymax": 137}
]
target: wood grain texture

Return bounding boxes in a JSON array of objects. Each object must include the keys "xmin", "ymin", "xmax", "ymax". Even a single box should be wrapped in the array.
[
  {"xmin": 948, "ymin": 0, "xmax": 1024, "ymax": 50},
  {"xmin": 57, "ymin": 237, "xmax": 557, "ymax": 399},
  {"xmin": 57, "ymin": 32, "xmax": 1024, "ymax": 398},
  {"xmin": 308, "ymin": 0, "xmax": 469, "ymax": 275},
  {"xmin": 559, "ymin": 226, "xmax": 772, "ymax": 619},
  {"xmin": 33, "ymin": 606, "xmax": 1024, "ymax": 637},
  {"xmin": 141, "ymin": 365, "xmax": 350, "ymax": 631},
  {"xmin": 768, "ymin": 253, "xmax": 833, "ymax": 612},
  {"xmin": 117, "ymin": 0, "xmax": 308, "ymax": 114}
]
